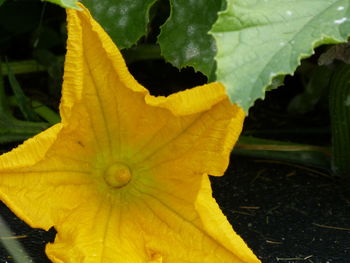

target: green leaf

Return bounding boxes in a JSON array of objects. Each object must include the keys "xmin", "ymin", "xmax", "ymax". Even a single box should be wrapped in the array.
[
  {"xmin": 0, "ymin": 0, "xmax": 6, "ymax": 7},
  {"xmin": 43, "ymin": 0, "xmax": 81, "ymax": 10},
  {"xmin": 211, "ymin": 0, "xmax": 350, "ymax": 112},
  {"xmin": 158, "ymin": 0, "xmax": 223, "ymax": 78},
  {"xmin": 82, "ymin": 0, "xmax": 157, "ymax": 49}
]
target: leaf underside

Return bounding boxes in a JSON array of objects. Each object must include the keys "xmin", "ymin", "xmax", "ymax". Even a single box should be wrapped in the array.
[
  {"xmin": 211, "ymin": 0, "xmax": 350, "ymax": 112},
  {"xmin": 43, "ymin": 0, "xmax": 81, "ymax": 10}
]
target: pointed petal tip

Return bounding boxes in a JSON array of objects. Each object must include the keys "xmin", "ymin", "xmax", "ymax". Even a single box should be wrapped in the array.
[
  {"xmin": 196, "ymin": 175, "xmax": 261, "ymax": 263},
  {"xmin": 65, "ymin": 3, "xmax": 244, "ymax": 119}
]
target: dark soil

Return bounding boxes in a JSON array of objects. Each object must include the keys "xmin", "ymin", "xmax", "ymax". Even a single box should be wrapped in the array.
[{"xmin": 212, "ymin": 156, "xmax": 350, "ymax": 263}]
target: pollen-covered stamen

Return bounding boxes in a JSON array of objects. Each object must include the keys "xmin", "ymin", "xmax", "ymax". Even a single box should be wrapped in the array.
[{"xmin": 104, "ymin": 163, "xmax": 131, "ymax": 188}]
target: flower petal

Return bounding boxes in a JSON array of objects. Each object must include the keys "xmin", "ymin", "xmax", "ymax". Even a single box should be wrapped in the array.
[
  {"xmin": 195, "ymin": 175, "xmax": 260, "ymax": 262},
  {"xmin": 0, "ymin": 112, "xmax": 96, "ymax": 229},
  {"xmin": 61, "ymin": 4, "xmax": 149, "ymax": 159},
  {"xmin": 43, "ymin": 175, "xmax": 259, "ymax": 263},
  {"xmin": 0, "ymin": 3, "xmax": 260, "ymax": 263},
  {"xmin": 132, "ymin": 98, "xmax": 243, "ymax": 177},
  {"xmin": 0, "ymin": 124, "xmax": 62, "ymax": 169},
  {"xmin": 62, "ymin": 4, "xmax": 244, "ymax": 166}
]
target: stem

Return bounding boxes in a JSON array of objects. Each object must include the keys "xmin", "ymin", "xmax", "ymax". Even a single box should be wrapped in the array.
[
  {"xmin": 329, "ymin": 64, "xmax": 350, "ymax": 176},
  {"xmin": 234, "ymin": 136, "xmax": 331, "ymax": 170},
  {"xmin": 1, "ymin": 60, "xmax": 45, "ymax": 75},
  {"xmin": 0, "ymin": 118, "xmax": 49, "ymax": 144},
  {"xmin": 0, "ymin": 57, "xmax": 64, "ymax": 76},
  {"xmin": 8, "ymin": 96, "xmax": 60, "ymax": 125},
  {"xmin": 32, "ymin": 100, "xmax": 60, "ymax": 125}
]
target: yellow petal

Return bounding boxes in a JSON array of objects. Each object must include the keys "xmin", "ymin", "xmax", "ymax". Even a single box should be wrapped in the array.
[
  {"xmin": 61, "ymin": 2, "xmax": 244, "ymax": 166},
  {"xmin": 196, "ymin": 175, "xmax": 260, "ymax": 262},
  {"xmin": 0, "ymin": 2, "xmax": 260, "ymax": 263},
  {"xmin": 0, "ymin": 124, "xmax": 62, "ymax": 169},
  {"xmin": 0, "ymin": 122, "xmax": 96, "ymax": 229},
  {"xmin": 61, "ymin": 4, "xmax": 149, "ymax": 160}
]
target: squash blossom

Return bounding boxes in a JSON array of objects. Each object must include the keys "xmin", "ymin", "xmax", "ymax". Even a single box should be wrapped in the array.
[{"xmin": 0, "ymin": 3, "xmax": 260, "ymax": 263}]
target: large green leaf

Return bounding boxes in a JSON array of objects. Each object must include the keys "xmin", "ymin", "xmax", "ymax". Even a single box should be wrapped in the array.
[
  {"xmin": 158, "ymin": 0, "xmax": 224, "ymax": 78},
  {"xmin": 83, "ymin": 0, "xmax": 157, "ymax": 49},
  {"xmin": 43, "ymin": 0, "xmax": 81, "ymax": 10},
  {"xmin": 211, "ymin": 0, "xmax": 350, "ymax": 112},
  {"xmin": 0, "ymin": 0, "xmax": 5, "ymax": 7}
]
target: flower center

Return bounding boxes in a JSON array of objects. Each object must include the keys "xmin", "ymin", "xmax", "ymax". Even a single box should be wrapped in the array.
[{"xmin": 104, "ymin": 163, "xmax": 132, "ymax": 188}]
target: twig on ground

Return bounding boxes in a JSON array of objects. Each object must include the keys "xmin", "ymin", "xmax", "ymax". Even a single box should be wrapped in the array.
[
  {"xmin": 312, "ymin": 223, "xmax": 350, "ymax": 231},
  {"xmin": 276, "ymin": 255, "xmax": 313, "ymax": 261}
]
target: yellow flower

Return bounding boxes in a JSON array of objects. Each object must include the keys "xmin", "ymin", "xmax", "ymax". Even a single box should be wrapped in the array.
[{"xmin": 0, "ymin": 4, "xmax": 260, "ymax": 263}]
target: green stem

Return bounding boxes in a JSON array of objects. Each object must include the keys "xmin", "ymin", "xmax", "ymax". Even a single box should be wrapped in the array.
[
  {"xmin": 1, "ymin": 60, "xmax": 45, "ymax": 75},
  {"xmin": 0, "ymin": 45, "xmax": 159, "ymax": 76},
  {"xmin": 32, "ymin": 100, "xmax": 60, "ymax": 125},
  {"xmin": 0, "ymin": 45, "xmax": 161, "ymax": 76},
  {"xmin": 0, "ymin": 118, "xmax": 49, "ymax": 144},
  {"xmin": 329, "ymin": 64, "xmax": 350, "ymax": 177},
  {"xmin": 0, "ymin": 57, "xmax": 64, "ymax": 76},
  {"xmin": 8, "ymin": 96, "xmax": 60, "ymax": 125},
  {"xmin": 234, "ymin": 136, "xmax": 331, "ymax": 170},
  {"xmin": 243, "ymin": 127, "xmax": 330, "ymax": 135}
]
